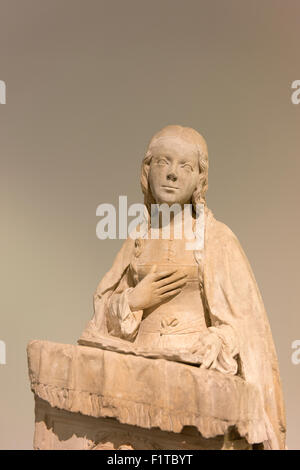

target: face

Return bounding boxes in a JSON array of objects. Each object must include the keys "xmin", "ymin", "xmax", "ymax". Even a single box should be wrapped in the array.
[{"xmin": 148, "ymin": 137, "xmax": 200, "ymax": 206}]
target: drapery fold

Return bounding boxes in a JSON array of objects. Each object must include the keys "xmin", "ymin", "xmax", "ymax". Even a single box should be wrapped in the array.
[
  {"xmin": 27, "ymin": 340, "xmax": 267, "ymax": 444},
  {"xmin": 79, "ymin": 207, "xmax": 286, "ymax": 449}
]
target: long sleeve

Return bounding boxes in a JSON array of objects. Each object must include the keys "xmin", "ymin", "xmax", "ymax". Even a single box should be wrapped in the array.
[
  {"xmin": 207, "ymin": 323, "xmax": 239, "ymax": 375},
  {"xmin": 106, "ymin": 267, "xmax": 143, "ymax": 342},
  {"xmin": 203, "ymin": 210, "xmax": 286, "ymax": 448}
]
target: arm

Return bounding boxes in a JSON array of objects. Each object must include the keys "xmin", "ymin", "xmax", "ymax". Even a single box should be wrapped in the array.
[
  {"xmin": 107, "ymin": 267, "xmax": 143, "ymax": 342},
  {"xmin": 198, "ymin": 322, "xmax": 239, "ymax": 375},
  {"xmin": 107, "ymin": 265, "xmax": 188, "ymax": 342}
]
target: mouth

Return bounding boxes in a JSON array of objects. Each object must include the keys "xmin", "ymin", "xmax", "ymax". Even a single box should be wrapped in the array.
[{"xmin": 162, "ymin": 185, "xmax": 179, "ymax": 190}]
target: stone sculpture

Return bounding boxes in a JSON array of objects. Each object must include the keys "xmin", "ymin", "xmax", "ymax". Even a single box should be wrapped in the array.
[{"xmin": 27, "ymin": 125, "xmax": 286, "ymax": 450}]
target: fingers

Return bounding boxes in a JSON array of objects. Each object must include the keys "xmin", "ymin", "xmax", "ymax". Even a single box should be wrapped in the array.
[
  {"xmin": 159, "ymin": 288, "xmax": 182, "ymax": 300},
  {"xmin": 200, "ymin": 343, "xmax": 219, "ymax": 369},
  {"xmin": 152, "ymin": 268, "xmax": 178, "ymax": 281},
  {"xmin": 155, "ymin": 271, "xmax": 187, "ymax": 287},
  {"xmin": 200, "ymin": 352, "xmax": 214, "ymax": 369},
  {"xmin": 200, "ymin": 351, "xmax": 214, "ymax": 368},
  {"xmin": 158, "ymin": 277, "xmax": 187, "ymax": 294},
  {"xmin": 150, "ymin": 264, "xmax": 157, "ymax": 274}
]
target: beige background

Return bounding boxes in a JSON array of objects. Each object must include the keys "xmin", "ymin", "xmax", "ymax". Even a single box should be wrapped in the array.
[{"xmin": 0, "ymin": 0, "xmax": 299, "ymax": 449}]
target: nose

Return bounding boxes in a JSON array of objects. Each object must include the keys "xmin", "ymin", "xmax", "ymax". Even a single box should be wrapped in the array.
[{"xmin": 166, "ymin": 172, "xmax": 177, "ymax": 182}]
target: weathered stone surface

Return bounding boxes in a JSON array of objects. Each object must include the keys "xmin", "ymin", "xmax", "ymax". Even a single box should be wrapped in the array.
[
  {"xmin": 28, "ymin": 340, "xmax": 266, "ymax": 443},
  {"xmin": 33, "ymin": 397, "xmax": 253, "ymax": 450},
  {"xmin": 27, "ymin": 125, "xmax": 286, "ymax": 450}
]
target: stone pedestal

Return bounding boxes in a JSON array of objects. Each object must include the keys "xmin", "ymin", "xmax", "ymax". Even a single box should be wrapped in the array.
[
  {"xmin": 34, "ymin": 396, "xmax": 253, "ymax": 450},
  {"xmin": 27, "ymin": 340, "xmax": 266, "ymax": 450}
]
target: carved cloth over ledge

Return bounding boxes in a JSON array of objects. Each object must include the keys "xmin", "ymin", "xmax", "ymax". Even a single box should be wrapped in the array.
[{"xmin": 27, "ymin": 340, "xmax": 266, "ymax": 450}]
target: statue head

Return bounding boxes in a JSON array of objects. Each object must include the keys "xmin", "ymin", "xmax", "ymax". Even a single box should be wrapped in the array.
[{"xmin": 140, "ymin": 125, "xmax": 209, "ymax": 212}]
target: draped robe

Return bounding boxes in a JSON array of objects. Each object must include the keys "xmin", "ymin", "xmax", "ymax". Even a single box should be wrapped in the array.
[{"xmin": 79, "ymin": 207, "xmax": 286, "ymax": 450}]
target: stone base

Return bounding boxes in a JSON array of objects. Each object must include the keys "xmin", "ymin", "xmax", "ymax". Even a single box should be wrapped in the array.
[{"xmin": 34, "ymin": 396, "xmax": 252, "ymax": 450}]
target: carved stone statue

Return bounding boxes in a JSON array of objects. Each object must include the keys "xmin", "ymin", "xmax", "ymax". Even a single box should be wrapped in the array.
[{"xmin": 27, "ymin": 125, "xmax": 286, "ymax": 450}]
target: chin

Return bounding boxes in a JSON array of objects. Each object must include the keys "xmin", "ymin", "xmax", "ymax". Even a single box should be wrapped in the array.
[
  {"xmin": 153, "ymin": 190, "xmax": 181, "ymax": 205},
  {"xmin": 156, "ymin": 196, "xmax": 180, "ymax": 205}
]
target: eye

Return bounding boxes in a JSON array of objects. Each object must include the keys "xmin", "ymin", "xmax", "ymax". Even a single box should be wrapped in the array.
[
  {"xmin": 157, "ymin": 157, "xmax": 168, "ymax": 166},
  {"xmin": 181, "ymin": 163, "xmax": 193, "ymax": 171}
]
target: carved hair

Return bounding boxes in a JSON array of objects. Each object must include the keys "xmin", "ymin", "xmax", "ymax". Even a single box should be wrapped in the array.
[{"xmin": 140, "ymin": 125, "xmax": 209, "ymax": 213}]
